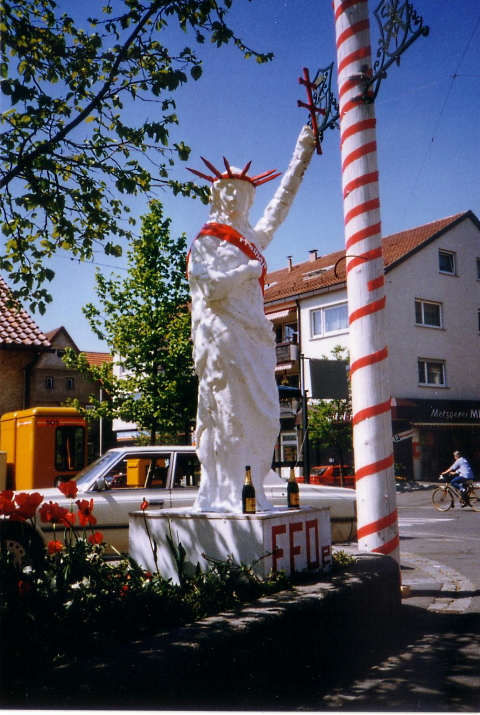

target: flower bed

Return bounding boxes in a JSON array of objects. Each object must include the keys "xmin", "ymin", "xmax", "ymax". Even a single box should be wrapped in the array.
[{"xmin": 0, "ymin": 483, "xmax": 289, "ymax": 679}]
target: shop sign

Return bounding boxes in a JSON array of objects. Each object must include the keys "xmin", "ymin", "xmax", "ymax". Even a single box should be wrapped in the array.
[{"xmin": 395, "ymin": 399, "xmax": 480, "ymax": 424}]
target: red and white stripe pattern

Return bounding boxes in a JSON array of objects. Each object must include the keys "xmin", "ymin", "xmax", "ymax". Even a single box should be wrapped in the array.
[{"xmin": 334, "ymin": 0, "xmax": 399, "ymax": 562}]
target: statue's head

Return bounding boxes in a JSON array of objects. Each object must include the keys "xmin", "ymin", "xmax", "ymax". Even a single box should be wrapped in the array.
[
  {"xmin": 187, "ymin": 157, "xmax": 281, "ymax": 220},
  {"xmin": 210, "ymin": 172, "xmax": 255, "ymax": 219}
]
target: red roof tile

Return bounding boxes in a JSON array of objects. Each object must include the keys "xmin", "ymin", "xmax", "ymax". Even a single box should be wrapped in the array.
[
  {"xmin": 84, "ymin": 352, "xmax": 112, "ymax": 367},
  {"xmin": 264, "ymin": 212, "xmax": 471, "ymax": 305},
  {"xmin": 0, "ymin": 277, "xmax": 51, "ymax": 348}
]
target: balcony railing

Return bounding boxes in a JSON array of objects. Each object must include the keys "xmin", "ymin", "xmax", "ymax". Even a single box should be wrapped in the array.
[{"xmin": 275, "ymin": 341, "xmax": 299, "ymax": 364}]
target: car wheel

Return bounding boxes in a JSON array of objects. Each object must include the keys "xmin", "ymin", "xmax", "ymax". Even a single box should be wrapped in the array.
[{"xmin": 0, "ymin": 521, "xmax": 45, "ymax": 567}]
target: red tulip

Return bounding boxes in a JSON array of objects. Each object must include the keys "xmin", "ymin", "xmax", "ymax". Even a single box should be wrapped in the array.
[
  {"xmin": 58, "ymin": 480, "xmax": 78, "ymax": 499},
  {"xmin": 11, "ymin": 492, "xmax": 44, "ymax": 521},
  {"xmin": 39, "ymin": 501, "xmax": 71, "ymax": 527},
  {"xmin": 75, "ymin": 499, "xmax": 97, "ymax": 527},
  {"xmin": 0, "ymin": 491, "xmax": 15, "ymax": 517},
  {"xmin": 18, "ymin": 580, "xmax": 32, "ymax": 596},
  {"xmin": 47, "ymin": 540, "xmax": 64, "ymax": 554}
]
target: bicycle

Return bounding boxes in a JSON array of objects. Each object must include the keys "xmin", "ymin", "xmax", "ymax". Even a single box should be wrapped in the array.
[{"xmin": 432, "ymin": 477, "xmax": 480, "ymax": 512}]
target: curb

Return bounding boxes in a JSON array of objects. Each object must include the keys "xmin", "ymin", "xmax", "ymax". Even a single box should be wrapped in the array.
[
  {"xmin": 401, "ymin": 552, "xmax": 475, "ymax": 615},
  {"xmin": 6, "ymin": 553, "xmax": 401, "ymax": 710}
]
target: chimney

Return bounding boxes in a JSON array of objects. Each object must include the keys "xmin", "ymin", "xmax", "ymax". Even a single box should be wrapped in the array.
[
  {"xmin": 309, "ymin": 249, "xmax": 318, "ymax": 262},
  {"xmin": 287, "ymin": 256, "xmax": 293, "ymax": 272}
]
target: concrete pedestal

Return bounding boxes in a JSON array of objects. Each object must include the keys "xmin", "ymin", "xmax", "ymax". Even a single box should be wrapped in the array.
[{"xmin": 129, "ymin": 506, "xmax": 332, "ymax": 583}]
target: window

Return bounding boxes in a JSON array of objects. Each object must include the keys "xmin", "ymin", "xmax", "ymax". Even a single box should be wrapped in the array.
[
  {"xmin": 418, "ymin": 359, "xmax": 446, "ymax": 387},
  {"xmin": 275, "ymin": 322, "xmax": 297, "ymax": 344},
  {"xmin": 477, "ymin": 258, "xmax": 480, "ymax": 281},
  {"xmin": 172, "ymin": 453, "xmax": 201, "ymax": 488},
  {"xmin": 55, "ymin": 426, "xmax": 85, "ymax": 471},
  {"xmin": 415, "ymin": 300, "xmax": 442, "ymax": 328},
  {"xmin": 311, "ymin": 302, "xmax": 348, "ymax": 337},
  {"xmin": 438, "ymin": 250, "xmax": 456, "ymax": 275},
  {"xmin": 281, "ymin": 432, "xmax": 298, "ymax": 463},
  {"xmin": 66, "ymin": 377, "xmax": 75, "ymax": 390},
  {"xmin": 46, "ymin": 376, "xmax": 54, "ymax": 389}
]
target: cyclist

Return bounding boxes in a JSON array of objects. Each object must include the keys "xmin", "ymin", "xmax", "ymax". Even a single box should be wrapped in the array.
[{"xmin": 440, "ymin": 451, "xmax": 474, "ymax": 506}]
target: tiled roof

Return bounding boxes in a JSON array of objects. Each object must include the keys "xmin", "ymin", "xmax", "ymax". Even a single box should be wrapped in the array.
[
  {"xmin": 0, "ymin": 277, "xmax": 51, "ymax": 348},
  {"xmin": 84, "ymin": 352, "xmax": 112, "ymax": 367},
  {"xmin": 264, "ymin": 212, "xmax": 471, "ymax": 305},
  {"xmin": 44, "ymin": 327, "xmax": 63, "ymax": 342}
]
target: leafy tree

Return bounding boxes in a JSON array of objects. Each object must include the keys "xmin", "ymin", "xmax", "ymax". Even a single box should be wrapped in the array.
[
  {"xmin": 0, "ymin": 0, "xmax": 272, "ymax": 312},
  {"xmin": 308, "ymin": 346, "xmax": 352, "ymax": 483},
  {"xmin": 63, "ymin": 199, "xmax": 196, "ymax": 444}
]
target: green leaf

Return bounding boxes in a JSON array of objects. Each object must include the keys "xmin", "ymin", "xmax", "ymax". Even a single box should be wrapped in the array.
[{"xmin": 190, "ymin": 65, "xmax": 202, "ymax": 81}]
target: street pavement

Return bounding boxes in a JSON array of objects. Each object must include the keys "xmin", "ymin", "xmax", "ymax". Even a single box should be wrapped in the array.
[{"xmin": 309, "ymin": 483, "xmax": 480, "ymax": 712}]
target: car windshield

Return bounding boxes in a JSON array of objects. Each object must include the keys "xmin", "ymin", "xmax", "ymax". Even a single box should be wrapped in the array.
[{"xmin": 74, "ymin": 451, "xmax": 123, "ymax": 488}]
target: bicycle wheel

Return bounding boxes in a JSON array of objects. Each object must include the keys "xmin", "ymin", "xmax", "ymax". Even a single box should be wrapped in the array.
[
  {"xmin": 466, "ymin": 487, "xmax": 480, "ymax": 512},
  {"xmin": 432, "ymin": 487, "xmax": 453, "ymax": 511}
]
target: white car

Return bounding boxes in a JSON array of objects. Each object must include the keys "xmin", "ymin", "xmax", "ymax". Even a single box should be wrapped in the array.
[{"xmin": 3, "ymin": 446, "xmax": 356, "ymax": 558}]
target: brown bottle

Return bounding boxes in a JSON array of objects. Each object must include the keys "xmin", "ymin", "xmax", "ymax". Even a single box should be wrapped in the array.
[
  {"xmin": 242, "ymin": 465, "xmax": 256, "ymax": 514},
  {"xmin": 287, "ymin": 467, "xmax": 300, "ymax": 508}
]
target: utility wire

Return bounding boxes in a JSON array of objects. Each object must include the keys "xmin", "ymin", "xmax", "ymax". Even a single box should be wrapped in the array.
[{"xmin": 400, "ymin": 15, "xmax": 480, "ymax": 227}]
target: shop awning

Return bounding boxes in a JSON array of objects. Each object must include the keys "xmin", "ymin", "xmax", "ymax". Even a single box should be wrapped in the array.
[
  {"xmin": 275, "ymin": 363, "xmax": 293, "ymax": 372},
  {"xmin": 267, "ymin": 310, "xmax": 292, "ymax": 321}
]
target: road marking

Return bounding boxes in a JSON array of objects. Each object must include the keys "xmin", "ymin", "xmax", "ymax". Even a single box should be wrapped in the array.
[{"xmin": 399, "ymin": 517, "xmax": 455, "ymax": 525}]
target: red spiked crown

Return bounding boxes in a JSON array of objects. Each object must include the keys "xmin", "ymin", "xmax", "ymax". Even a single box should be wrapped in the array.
[{"xmin": 187, "ymin": 156, "xmax": 281, "ymax": 187}]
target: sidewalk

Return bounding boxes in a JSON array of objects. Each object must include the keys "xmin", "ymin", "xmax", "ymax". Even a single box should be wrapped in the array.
[{"xmin": 315, "ymin": 550, "xmax": 480, "ymax": 712}]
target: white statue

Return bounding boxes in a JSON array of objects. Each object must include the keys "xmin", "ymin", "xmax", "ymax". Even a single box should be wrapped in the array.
[{"xmin": 187, "ymin": 125, "xmax": 316, "ymax": 512}]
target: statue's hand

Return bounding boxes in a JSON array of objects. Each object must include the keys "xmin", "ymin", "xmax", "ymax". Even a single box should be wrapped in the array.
[
  {"xmin": 246, "ymin": 259, "xmax": 262, "ymax": 279},
  {"xmin": 296, "ymin": 124, "xmax": 317, "ymax": 155}
]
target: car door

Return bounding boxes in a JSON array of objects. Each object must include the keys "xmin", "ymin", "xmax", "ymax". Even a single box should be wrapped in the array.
[
  {"xmin": 84, "ymin": 450, "xmax": 172, "ymax": 555},
  {"xmin": 166, "ymin": 450, "xmax": 201, "ymax": 509}
]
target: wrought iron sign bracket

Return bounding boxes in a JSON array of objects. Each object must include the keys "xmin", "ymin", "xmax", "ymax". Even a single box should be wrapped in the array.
[{"xmin": 356, "ymin": 0, "xmax": 429, "ymax": 104}]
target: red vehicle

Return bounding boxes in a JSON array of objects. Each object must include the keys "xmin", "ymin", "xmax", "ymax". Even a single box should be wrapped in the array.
[{"xmin": 298, "ymin": 465, "xmax": 355, "ymax": 488}]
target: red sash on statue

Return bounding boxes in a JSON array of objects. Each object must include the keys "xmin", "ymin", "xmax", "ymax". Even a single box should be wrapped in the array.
[{"xmin": 187, "ymin": 223, "xmax": 267, "ymax": 294}]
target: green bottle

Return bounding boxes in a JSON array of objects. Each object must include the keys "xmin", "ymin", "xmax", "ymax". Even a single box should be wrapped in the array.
[
  {"xmin": 287, "ymin": 467, "xmax": 300, "ymax": 508},
  {"xmin": 242, "ymin": 466, "xmax": 256, "ymax": 514}
]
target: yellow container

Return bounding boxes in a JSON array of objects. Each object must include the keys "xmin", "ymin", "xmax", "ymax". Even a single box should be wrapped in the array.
[{"xmin": 0, "ymin": 407, "xmax": 87, "ymax": 490}]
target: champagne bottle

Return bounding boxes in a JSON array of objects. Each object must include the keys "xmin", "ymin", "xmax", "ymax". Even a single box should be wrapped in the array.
[
  {"xmin": 242, "ymin": 465, "xmax": 256, "ymax": 514},
  {"xmin": 287, "ymin": 467, "xmax": 300, "ymax": 508}
]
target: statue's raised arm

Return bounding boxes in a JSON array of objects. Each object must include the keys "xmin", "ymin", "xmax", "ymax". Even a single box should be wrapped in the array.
[{"xmin": 254, "ymin": 125, "xmax": 316, "ymax": 250}]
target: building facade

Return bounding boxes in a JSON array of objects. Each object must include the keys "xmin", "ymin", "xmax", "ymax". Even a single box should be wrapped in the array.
[
  {"xmin": 0, "ymin": 276, "xmax": 51, "ymax": 416},
  {"xmin": 1, "ymin": 278, "xmax": 111, "ymax": 459},
  {"xmin": 264, "ymin": 211, "xmax": 480, "ymax": 480}
]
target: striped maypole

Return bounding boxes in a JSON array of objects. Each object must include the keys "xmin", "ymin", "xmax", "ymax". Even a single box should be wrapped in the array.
[{"xmin": 333, "ymin": 0, "xmax": 399, "ymax": 562}]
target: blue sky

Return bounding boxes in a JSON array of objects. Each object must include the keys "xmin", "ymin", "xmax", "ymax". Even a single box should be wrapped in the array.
[{"xmin": 35, "ymin": 0, "xmax": 479, "ymax": 351}]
